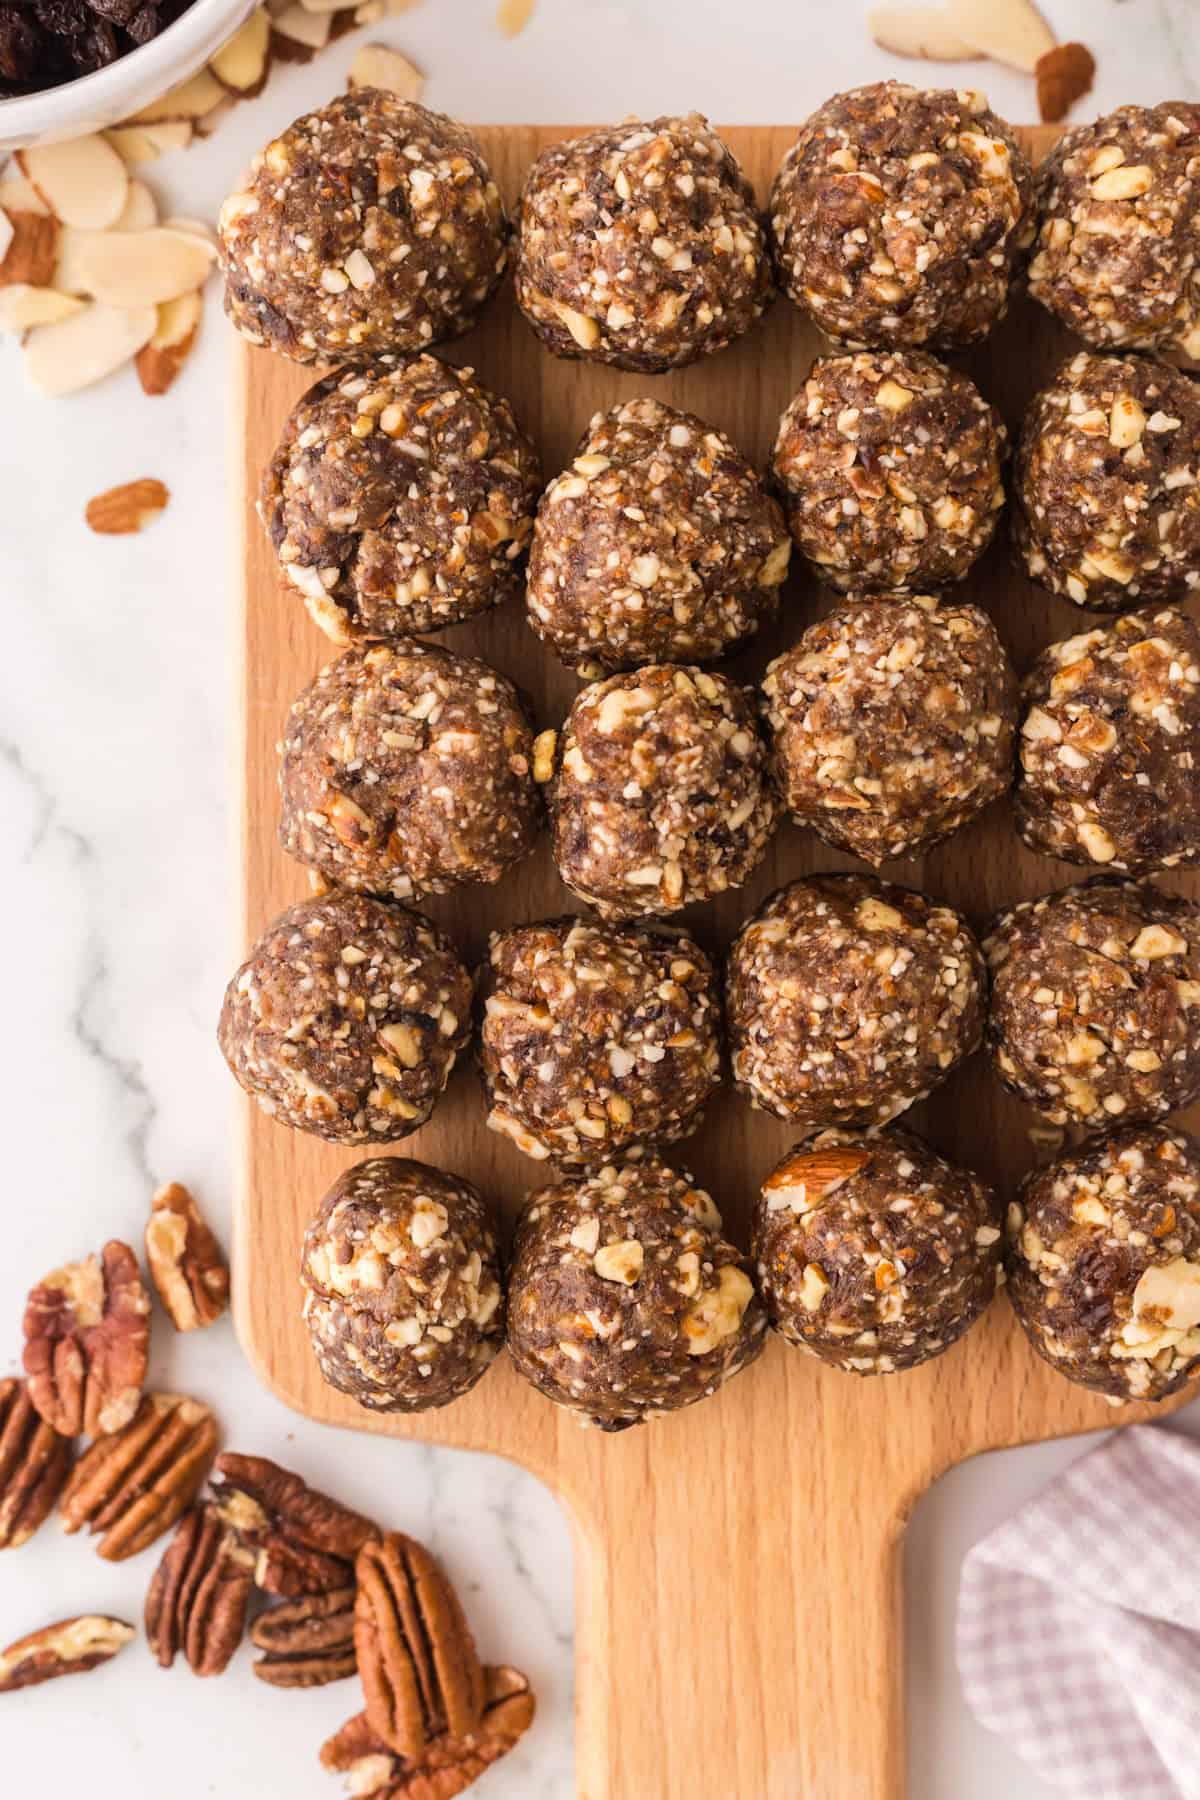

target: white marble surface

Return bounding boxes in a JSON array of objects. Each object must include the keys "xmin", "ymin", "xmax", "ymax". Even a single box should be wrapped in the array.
[{"xmin": 2, "ymin": 3, "xmax": 1198, "ymax": 1795}]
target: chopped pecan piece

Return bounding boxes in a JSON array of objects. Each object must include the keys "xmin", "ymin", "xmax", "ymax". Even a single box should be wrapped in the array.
[
  {"xmin": 250, "ymin": 1585, "xmax": 356, "ymax": 1686},
  {"xmin": 0, "ymin": 1378, "xmax": 72, "ymax": 1549},
  {"xmin": 59, "ymin": 1392, "xmax": 217, "ymax": 1560},
  {"xmin": 144, "ymin": 1182, "xmax": 230, "ymax": 1332},
  {"xmin": 211, "ymin": 1452, "xmax": 377, "ymax": 1595},
  {"xmin": 320, "ymin": 1667, "xmax": 536, "ymax": 1799},
  {"xmin": 22, "ymin": 1240, "xmax": 150, "ymax": 1437},
  {"xmin": 355, "ymin": 1533, "xmax": 484, "ymax": 1759},
  {"xmin": 0, "ymin": 1615, "xmax": 134, "ymax": 1692},
  {"xmin": 144, "ymin": 1503, "xmax": 254, "ymax": 1675}
]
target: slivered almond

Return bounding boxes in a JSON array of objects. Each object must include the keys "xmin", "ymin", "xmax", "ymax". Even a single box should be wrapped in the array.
[
  {"xmin": 496, "ymin": 0, "xmax": 535, "ymax": 33},
  {"xmin": 271, "ymin": 4, "xmax": 331, "ymax": 46},
  {"xmin": 0, "ymin": 284, "xmax": 86, "ymax": 332},
  {"xmin": 867, "ymin": 7, "xmax": 980, "ymax": 59},
  {"xmin": 209, "ymin": 7, "xmax": 272, "ymax": 94},
  {"xmin": 0, "ymin": 210, "xmax": 58, "ymax": 287},
  {"xmin": 945, "ymin": 0, "xmax": 1054, "ymax": 71},
  {"xmin": 347, "ymin": 42, "xmax": 424, "ymax": 98},
  {"xmin": 128, "ymin": 66, "xmax": 227, "ymax": 125},
  {"xmin": 161, "ymin": 215, "xmax": 217, "ymax": 247},
  {"xmin": 113, "ymin": 179, "xmax": 158, "ymax": 232},
  {"xmin": 23, "ymin": 302, "xmax": 155, "ymax": 397},
  {"xmin": 104, "ymin": 123, "xmax": 194, "ymax": 165},
  {"xmin": 18, "ymin": 136, "xmax": 127, "ymax": 230},
  {"xmin": 70, "ymin": 226, "xmax": 214, "ymax": 309},
  {"xmin": 136, "ymin": 291, "xmax": 202, "ymax": 395},
  {"xmin": 85, "ymin": 478, "xmax": 170, "ymax": 535}
]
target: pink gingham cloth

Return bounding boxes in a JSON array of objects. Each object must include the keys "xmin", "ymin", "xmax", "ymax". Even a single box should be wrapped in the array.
[{"xmin": 956, "ymin": 1425, "xmax": 1200, "ymax": 1800}]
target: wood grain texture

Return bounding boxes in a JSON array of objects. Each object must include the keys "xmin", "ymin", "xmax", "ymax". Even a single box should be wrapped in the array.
[{"xmin": 234, "ymin": 125, "xmax": 1199, "ymax": 1800}]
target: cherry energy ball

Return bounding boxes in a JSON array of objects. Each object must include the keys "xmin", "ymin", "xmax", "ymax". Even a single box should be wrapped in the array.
[
  {"xmin": 507, "ymin": 1160, "xmax": 765, "ymax": 1429},
  {"xmin": 479, "ymin": 918, "xmax": 721, "ymax": 1168},
  {"xmin": 754, "ymin": 1130, "xmax": 1000, "ymax": 1374},
  {"xmin": 260, "ymin": 355, "xmax": 541, "ymax": 645},
  {"xmin": 1007, "ymin": 1126, "xmax": 1200, "ymax": 1402},
  {"xmin": 301, "ymin": 1158, "xmax": 503, "ymax": 1413},
  {"xmin": 1016, "ymin": 607, "xmax": 1200, "ymax": 875},
  {"xmin": 279, "ymin": 642, "xmax": 541, "ymax": 902},
  {"xmin": 985, "ymin": 880, "xmax": 1200, "ymax": 1132},
  {"xmin": 218, "ymin": 892, "xmax": 472, "ymax": 1144},
  {"xmin": 513, "ymin": 114, "xmax": 773, "ymax": 372},
  {"xmin": 727, "ymin": 874, "xmax": 985, "ymax": 1130},
  {"xmin": 526, "ymin": 398, "xmax": 791, "ymax": 673},
  {"xmin": 769, "ymin": 83, "xmax": 1034, "ymax": 350},
  {"xmin": 219, "ymin": 93, "xmax": 509, "ymax": 365},
  {"xmin": 545, "ymin": 665, "xmax": 775, "ymax": 920},
  {"xmin": 771, "ymin": 351, "xmax": 1006, "ymax": 594},
  {"xmin": 762, "ymin": 595, "xmax": 1017, "ymax": 866},
  {"xmin": 1014, "ymin": 352, "xmax": 1200, "ymax": 615},
  {"xmin": 1026, "ymin": 103, "xmax": 1200, "ymax": 357}
]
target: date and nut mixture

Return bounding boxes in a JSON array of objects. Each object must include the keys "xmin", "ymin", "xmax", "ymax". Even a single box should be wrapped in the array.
[
  {"xmin": 1026, "ymin": 102, "xmax": 1200, "ymax": 356},
  {"xmin": 1007, "ymin": 1125, "xmax": 1200, "ymax": 1401},
  {"xmin": 1014, "ymin": 351, "xmax": 1200, "ymax": 614},
  {"xmin": 761, "ymin": 594, "xmax": 1017, "ymax": 866},
  {"xmin": 770, "ymin": 350, "xmax": 1006, "ymax": 594},
  {"xmin": 513, "ymin": 113, "xmax": 773, "ymax": 372},
  {"xmin": 219, "ymin": 92, "xmax": 509, "ymax": 365},
  {"xmin": 526, "ymin": 397, "xmax": 790, "ymax": 674},
  {"xmin": 768, "ymin": 82, "xmax": 1034, "ymax": 349},
  {"xmin": 727, "ymin": 873, "xmax": 985, "ymax": 1131},
  {"xmin": 217, "ymin": 892, "xmax": 472, "ymax": 1144},
  {"xmin": 507, "ymin": 1159, "xmax": 765, "ymax": 1430},
  {"xmin": 1016, "ymin": 606, "xmax": 1200, "ymax": 875},
  {"xmin": 754, "ymin": 1130, "xmax": 1001, "ymax": 1375},
  {"xmin": 478, "ymin": 917, "xmax": 721, "ymax": 1168},
  {"xmin": 260, "ymin": 355, "xmax": 541, "ymax": 644},
  {"xmin": 278, "ymin": 641, "xmax": 542, "ymax": 902},
  {"xmin": 544, "ymin": 664, "xmax": 776, "ymax": 921},
  {"xmin": 985, "ymin": 879, "xmax": 1200, "ymax": 1131},
  {"xmin": 300, "ymin": 1157, "xmax": 504, "ymax": 1413}
]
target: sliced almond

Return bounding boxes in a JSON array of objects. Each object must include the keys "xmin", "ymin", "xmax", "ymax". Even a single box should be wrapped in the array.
[
  {"xmin": 18, "ymin": 136, "xmax": 128, "ymax": 231},
  {"xmin": 209, "ymin": 7, "xmax": 271, "ymax": 93},
  {"xmin": 128, "ymin": 66, "xmax": 227, "ymax": 125},
  {"xmin": 271, "ymin": 4, "xmax": 332, "ymax": 47},
  {"xmin": 70, "ymin": 226, "xmax": 215, "ymax": 309},
  {"xmin": 53, "ymin": 226, "xmax": 99, "ymax": 297},
  {"xmin": 136, "ymin": 290, "xmax": 202, "ymax": 395},
  {"xmin": 867, "ymin": 7, "xmax": 980, "ymax": 59},
  {"xmin": 85, "ymin": 477, "xmax": 170, "ymax": 535},
  {"xmin": 496, "ymin": 0, "xmax": 535, "ymax": 34},
  {"xmin": 161, "ymin": 215, "xmax": 217, "ymax": 247},
  {"xmin": 347, "ymin": 42, "xmax": 424, "ymax": 98},
  {"xmin": 0, "ymin": 174, "xmax": 50, "ymax": 217},
  {"xmin": 945, "ymin": 0, "xmax": 1054, "ymax": 72},
  {"xmin": 0, "ymin": 284, "xmax": 86, "ymax": 332},
  {"xmin": 0, "ymin": 210, "xmax": 59, "ymax": 287},
  {"xmin": 23, "ymin": 302, "xmax": 155, "ymax": 397},
  {"xmin": 113, "ymin": 178, "xmax": 158, "ymax": 231},
  {"xmin": 104, "ymin": 123, "xmax": 194, "ymax": 165}
]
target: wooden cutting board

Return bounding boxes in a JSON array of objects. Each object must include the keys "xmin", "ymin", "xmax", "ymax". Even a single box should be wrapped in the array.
[{"xmin": 233, "ymin": 124, "xmax": 1199, "ymax": 1800}]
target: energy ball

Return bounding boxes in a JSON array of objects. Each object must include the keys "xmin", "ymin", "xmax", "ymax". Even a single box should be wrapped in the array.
[
  {"xmin": 769, "ymin": 83, "xmax": 1034, "ymax": 350},
  {"xmin": 218, "ymin": 892, "xmax": 472, "ymax": 1144},
  {"xmin": 754, "ymin": 1130, "xmax": 1000, "ymax": 1374},
  {"xmin": 526, "ymin": 398, "xmax": 791, "ymax": 673},
  {"xmin": 507, "ymin": 1160, "xmax": 766, "ymax": 1429},
  {"xmin": 513, "ymin": 114, "xmax": 773, "ymax": 372},
  {"xmin": 260, "ymin": 355, "xmax": 541, "ymax": 644},
  {"xmin": 985, "ymin": 879, "xmax": 1200, "ymax": 1131},
  {"xmin": 727, "ymin": 873, "xmax": 985, "ymax": 1129},
  {"xmin": 279, "ymin": 642, "xmax": 542, "ymax": 902},
  {"xmin": 479, "ymin": 917, "xmax": 721, "ymax": 1168},
  {"xmin": 545, "ymin": 664, "xmax": 775, "ymax": 920},
  {"xmin": 1007, "ymin": 1125, "xmax": 1200, "ymax": 1402},
  {"xmin": 1016, "ymin": 607, "xmax": 1200, "ymax": 875},
  {"xmin": 219, "ymin": 93, "xmax": 508, "ymax": 365},
  {"xmin": 771, "ymin": 350, "xmax": 1006, "ymax": 594},
  {"xmin": 1026, "ymin": 103, "xmax": 1200, "ymax": 357},
  {"xmin": 761, "ymin": 594, "xmax": 1017, "ymax": 865},
  {"xmin": 300, "ymin": 1157, "xmax": 504, "ymax": 1413},
  {"xmin": 1014, "ymin": 351, "xmax": 1200, "ymax": 614}
]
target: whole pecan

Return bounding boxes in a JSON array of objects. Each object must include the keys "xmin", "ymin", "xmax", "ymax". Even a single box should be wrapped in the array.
[
  {"xmin": 355, "ymin": 1533, "xmax": 484, "ymax": 1759},
  {"xmin": 0, "ymin": 1378, "xmax": 73, "ymax": 1549},
  {"xmin": 211, "ymin": 1452, "xmax": 377, "ymax": 1596},
  {"xmin": 145, "ymin": 1504, "xmax": 254, "ymax": 1675},
  {"xmin": 22, "ymin": 1240, "xmax": 151, "ymax": 1437},
  {"xmin": 144, "ymin": 1183, "xmax": 230, "ymax": 1332},
  {"xmin": 59, "ymin": 1392, "xmax": 217, "ymax": 1560},
  {"xmin": 320, "ymin": 1667, "xmax": 536, "ymax": 1800},
  {"xmin": 250, "ymin": 1584, "xmax": 356, "ymax": 1687},
  {"xmin": 0, "ymin": 1615, "xmax": 135, "ymax": 1692}
]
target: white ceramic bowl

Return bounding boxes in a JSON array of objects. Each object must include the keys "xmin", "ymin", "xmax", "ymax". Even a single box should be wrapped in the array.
[{"xmin": 0, "ymin": 0, "xmax": 254, "ymax": 151}]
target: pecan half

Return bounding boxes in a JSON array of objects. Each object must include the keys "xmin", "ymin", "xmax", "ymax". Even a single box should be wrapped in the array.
[
  {"xmin": 59, "ymin": 1392, "xmax": 217, "ymax": 1560},
  {"xmin": 250, "ymin": 1585, "xmax": 356, "ymax": 1687},
  {"xmin": 0, "ymin": 1616, "xmax": 134, "ymax": 1692},
  {"xmin": 320, "ymin": 1667, "xmax": 536, "ymax": 1800},
  {"xmin": 145, "ymin": 1503, "xmax": 254, "ymax": 1675},
  {"xmin": 0, "ymin": 1378, "xmax": 72, "ymax": 1549},
  {"xmin": 23, "ymin": 1240, "xmax": 151, "ymax": 1437},
  {"xmin": 355, "ymin": 1533, "xmax": 484, "ymax": 1759},
  {"xmin": 211, "ymin": 1452, "xmax": 377, "ymax": 1596},
  {"xmin": 144, "ymin": 1183, "xmax": 230, "ymax": 1332}
]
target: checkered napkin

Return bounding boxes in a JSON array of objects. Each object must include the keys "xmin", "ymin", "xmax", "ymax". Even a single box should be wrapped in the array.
[{"xmin": 956, "ymin": 1424, "xmax": 1200, "ymax": 1800}]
